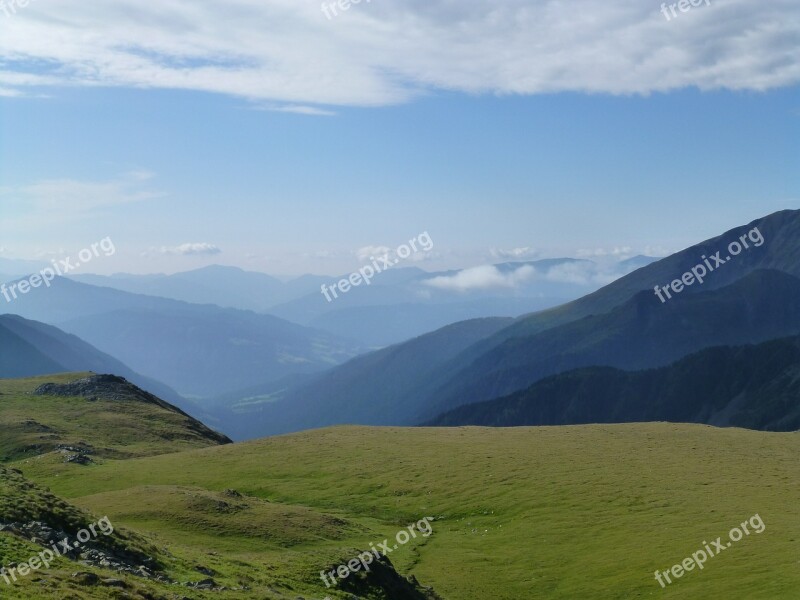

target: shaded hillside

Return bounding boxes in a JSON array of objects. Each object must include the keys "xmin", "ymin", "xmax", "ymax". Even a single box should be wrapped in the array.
[
  {"xmin": 0, "ymin": 322, "xmax": 64, "ymax": 377},
  {"xmin": 429, "ymin": 336, "xmax": 800, "ymax": 431},
  {"xmin": 233, "ymin": 317, "xmax": 514, "ymax": 438},
  {"xmin": 0, "ymin": 314, "xmax": 187, "ymax": 410},
  {"xmin": 424, "ymin": 269, "xmax": 800, "ymax": 418},
  {"xmin": 306, "ymin": 297, "xmax": 566, "ymax": 347},
  {"xmin": 487, "ymin": 209, "xmax": 800, "ymax": 342},
  {"xmin": 0, "ymin": 373, "xmax": 230, "ymax": 462},
  {"xmin": 62, "ymin": 306, "xmax": 359, "ymax": 398}
]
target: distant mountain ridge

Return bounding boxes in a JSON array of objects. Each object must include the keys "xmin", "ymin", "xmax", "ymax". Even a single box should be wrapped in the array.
[
  {"xmin": 72, "ymin": 258, "xmax": 652, "ymax": 347},
  {"xmin": 71, "ymin": 265, "xmax": 297, "ymax": 312}
]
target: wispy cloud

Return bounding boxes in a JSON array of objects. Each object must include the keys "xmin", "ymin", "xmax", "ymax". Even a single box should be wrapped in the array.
[
  {"xmin": 0, "ymin": 171, "xmax": 161, "ymax": 214},
  {"xmin": 425, "ymin": 264, "xmax": 536, "ymax": 292},
  {"xmin": 261, "ymin": 104, "xmax": 337, "ymax": 116},
  {"xmin": 0, "ymin": 1, "xmax": 797, "ymax": 106},
  {"xmin": 576, "ymin": 246, "xmax": 635, "ymax": 259},
  {"xmin": 424, "ymin": 255, "xmax": 659, "ymax": 292},
  {"xmin": 0, "ymin": 171, "xmax": 163, "ymax": 234},
  {"xmin": 356, "ymin": 245, "xmax": 392, "ymax": 261},
  {"xmin": 156, "ymin": 242, "xmax": 222, "ymax": 256},
  {"xmin": 490, "ymin": 247, "xmax": 539, "ymax": 260}
]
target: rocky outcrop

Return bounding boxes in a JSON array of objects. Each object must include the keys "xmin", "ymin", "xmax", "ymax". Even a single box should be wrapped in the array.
[{"xmin": 33, "ymin": 374, "xmax": 232, "ymax": 445}]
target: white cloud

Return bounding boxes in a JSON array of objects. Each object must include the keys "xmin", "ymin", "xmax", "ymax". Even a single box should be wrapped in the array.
[
  {"xmin": 356, "ymin": 245, "xmax": 391, "ymax": 262},
  {"xmin": 576, "ymin": 246, "xmax": 635, "ymax": 259},
  {"xmin": 158, "ymin": 242, "xmax": 221, "ymax": 256},
  {"xmin": 261, "ymin": 104, "xmax": 337, "ymax": 116},
  {"xmin": 490, "ymin": 247, "xmax": 539, "ymax": 260},
  {"xmin": 425, "ymin": 264, "xmax": 536, "ymax": 292},
  {"xmin": 424, "ymin": 256, "xmax": 658, "ymax": 292},
  {"xmin": 0, "ymin": 87, "xmax": 24, "ymax": 97},
  {"xmin": 0, "ymin": 1, "xmax": 797, "ymax": 106}
]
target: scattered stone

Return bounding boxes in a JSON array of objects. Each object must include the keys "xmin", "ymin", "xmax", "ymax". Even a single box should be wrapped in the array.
[
  {"xmin": 194, "ymin": 565, "xmax": 216, "ymax": 576},
  {"xmin": 185, "ymin": 578, "xmax": 219, "ymax": 590},
  {"xmin": 72, "ymin": 572, "xmax": 100, "ymax": 585}
]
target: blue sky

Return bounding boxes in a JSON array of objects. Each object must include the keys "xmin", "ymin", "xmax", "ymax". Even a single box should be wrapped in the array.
[{"xmin": 0, "ymin": 0, "xmax": 798, "ymax": 275}]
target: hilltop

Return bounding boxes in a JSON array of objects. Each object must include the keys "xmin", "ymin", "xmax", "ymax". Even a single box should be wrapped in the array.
[{"xmin": 0, "ymin": 373, "xmax": 230, "ymax": 463}]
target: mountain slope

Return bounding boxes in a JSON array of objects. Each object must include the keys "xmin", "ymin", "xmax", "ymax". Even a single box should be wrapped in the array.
[
  {"xmin": 306, "ymin": 297, "xmax": 566, "ymax": 347},
  {"xmin": 419, "ymin": 209, "xmax": 800, "ymax": 397},
  {"xmin": 429, "ymin": 336, "xmax": 800, "ymax": 431},
  {"xmin": 232, "ymin": 317, "xmax": 515, "ymax": 437},
  {"xmin": 0, "ymin": 314, "xmax": 189, "ymax": 411},
  {"xmin": 71, "ymin": 264, "xmax": 292, "ymax": 312},
  {"xmin": 61, "ymin": 306, "xmax": 359, "ymax": 398},
  {"xmin": 0, "ymin": 372, "xmax": 231, "ymax": 463},
  {"xmin": 0, "ymin": 322, "xmax": 64, "ymax": 377},
  {"xmin": 3, "ymin": 277, "xmax": 361, "ymax": 398},
  {"xmin": 423, "ymin": 269, "xmax": 800, "ymax": 418}
]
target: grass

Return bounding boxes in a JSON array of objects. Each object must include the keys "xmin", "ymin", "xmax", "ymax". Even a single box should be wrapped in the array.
[
  {"xmin": 0, "ymin": 373, "xmax": 228, "ymax": 462},
  {"xmin": 10, "ymin": 422, "xmax": 799, "ymax": 599}
]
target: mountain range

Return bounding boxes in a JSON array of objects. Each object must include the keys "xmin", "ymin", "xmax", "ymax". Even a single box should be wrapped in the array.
[
  {"xmin": 1, "ymin": 277, "xmax": 361, "ymax": 398},
  {"xmin": 239, "ymin": 209, "xmax": 800, "ymax": 438},
  {"xmin": 2, "ymin": 210, "xmax": 798, "ymax": 440},
  {"xmin": 70, "ymin": 258, "xmax": 653, "ymax": 347}
]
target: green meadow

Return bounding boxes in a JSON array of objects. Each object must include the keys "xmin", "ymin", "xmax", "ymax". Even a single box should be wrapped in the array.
[{"xmin": 8, "ymin": 423, "xmax": 797, "ymax": 598}]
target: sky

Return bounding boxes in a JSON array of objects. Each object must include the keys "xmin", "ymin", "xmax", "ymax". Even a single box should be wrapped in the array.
[{"xmin": 0, "ymin": 0, "xmax": 798, "ymax": 276}]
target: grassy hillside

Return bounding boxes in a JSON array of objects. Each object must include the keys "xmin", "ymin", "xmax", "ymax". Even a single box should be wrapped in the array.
[
  {"xmin": 0, "ymin": 373, "xmax": 230, "ymax": 462},
  {"xmin": 0, "ymin": 465, "xmax": 177, "ymax": 600},
  {"xmin": 12, "ymin": 424, "xmax": 799, "ymax": 599}
]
